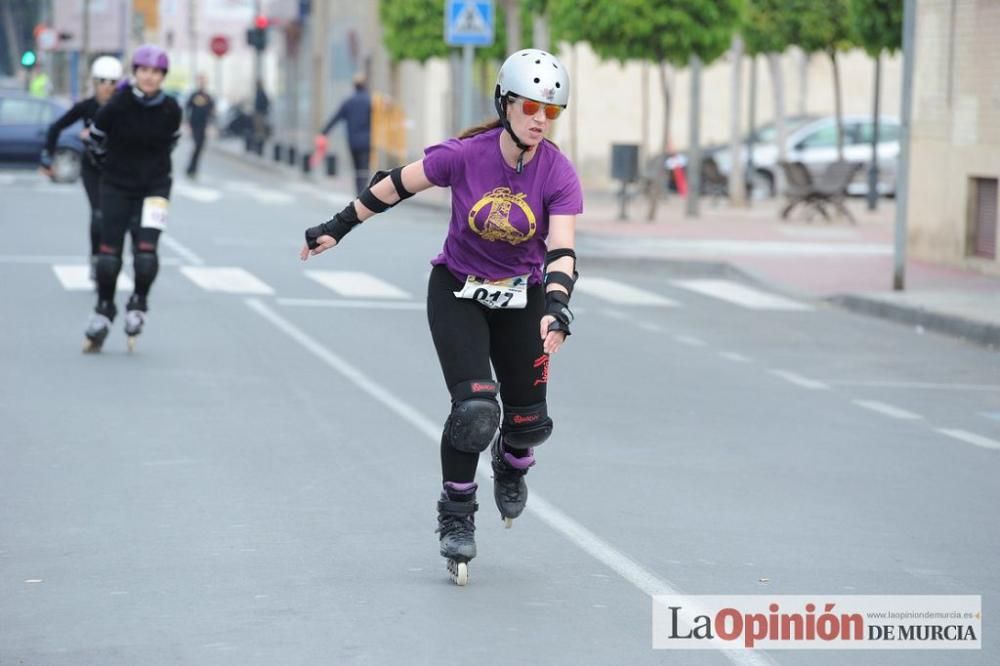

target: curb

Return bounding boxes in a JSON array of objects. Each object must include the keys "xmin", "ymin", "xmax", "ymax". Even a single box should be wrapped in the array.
[{"xmin": 828, "ymin": 294, "xmax": 1000, "ymax": 349}]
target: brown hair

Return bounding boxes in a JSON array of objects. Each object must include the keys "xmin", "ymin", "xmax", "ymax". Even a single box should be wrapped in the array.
[{"xmin": 457, "ymin": 117, "xmax": 561, "ymax": 150}]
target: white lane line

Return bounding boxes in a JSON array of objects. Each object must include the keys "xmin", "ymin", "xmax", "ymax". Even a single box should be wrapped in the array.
[
  {"xmin": 160, "ymin": 235, "xmax": 205, "ymax": 266},
  {"xmin": 180, "ymin": 267, "xmax": 274, "ymax": 294},
  {"xmin": 173, "ymin": 182, "xmax": 222, "ymax": 203},
  {"xmin": 277, "ymin": 298, "xmax": 424, "ymax": 311},
  {"xmin": 574, "ymin": 277, "xmax": 679, "ymax": 307},
  {"xmin": 244, "ymin": 297, "xmax": 776, "ymax": 666},
  {"xmin": 769, "ymin": 370, "xmax": 830, "ymax": 390},
  {"xmin": 672, "ymin": 279, "xmax": 813, "ymax": 311},
  {"xmin": 305, "ymin": 270, "xmax": 411, "ymax": 299},
  {"xmin": 829, "ymin": 381, "xmax": 1000, "ymax": 392},
  {"xmin": 638, "ymin": 321, "xmax": 664, "ymax": 333},
  {"xmin": 852, "ymin": 400, "xmax": 923, "ymax": 420},
  {"xmin": 223, "ymin": 180, "xmax": 295, "ymax": 205},
  {"xmin": 674, "ymin": 334, "xmax": 706, "ymax": 347},
  {"xmin": 719, "ymin": 351, "xmax": 752, "ymax": 363},
  {"xmin": 600, "ymin": 308, "xmax": 629, "ymax": 321},
  {"xmin": 52, "ymin": 265, "xmax": 133, "ymax": 291},
  {"xmin": 0, "ymin": 255, "xmax": 181, "ymax": 265},
  {"xmin": 0, "ymin": 174, "xmax": 16, "ymax": 185},
  {"xmin": 936, "ymin": 429, "xmax": 1000, "ymax": 451}
]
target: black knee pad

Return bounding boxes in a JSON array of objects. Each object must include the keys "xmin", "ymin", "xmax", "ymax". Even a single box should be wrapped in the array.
[
  {"xmin": 444, "ymin": 380, "xmax": 500, "ymax": 453},
  {"xmin": 133, "ymin": 251, "xmax": 159, "ymax": 283},
  {"xmin": 502, "ymin": 401, "xmax": 553, "ymax": 450},
  {"xmin": 95, "ymin": 253, "xmax": 122, "ymax": 284}
]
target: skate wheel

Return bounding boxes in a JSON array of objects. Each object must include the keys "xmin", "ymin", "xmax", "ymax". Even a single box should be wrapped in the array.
[
  {"xmin": 447, "ymin": 559, "xmax": 469, "ymax": 586},
  {"xmin": 503, "ymin": 516, "xmax": 513, "ymax": 529},
  {"xmin": 127, "ymin": 336, "xmax": 137, "ymax": 353},
  {"xmin": 82, "ymin": 338, "xmax": 101, "ymax": 353}
]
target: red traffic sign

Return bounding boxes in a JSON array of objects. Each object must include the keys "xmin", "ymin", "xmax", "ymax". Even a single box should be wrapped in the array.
[{"xmin": 210, "ymin": 35, "xmax": 229, "ymax": 57}]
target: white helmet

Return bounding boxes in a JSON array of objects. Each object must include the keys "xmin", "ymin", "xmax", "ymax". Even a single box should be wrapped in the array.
[
  {"xmin": 495, "ymin": 49, "xmax": 570, "ymax": 107},
  {"xmin": 91, "ymin": 55, "xmax": 123, "ymax": 81}
]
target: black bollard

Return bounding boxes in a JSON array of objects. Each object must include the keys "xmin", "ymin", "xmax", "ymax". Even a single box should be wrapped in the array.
[{"xmin": 325, "ymin": 154, "xmax": 337, "ymax": 176}]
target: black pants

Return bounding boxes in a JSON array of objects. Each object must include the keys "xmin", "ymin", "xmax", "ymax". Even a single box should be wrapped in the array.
[
  {"xmin": 427, "ymin": 264, "xmax": 549, "ymax": 484},
  {"xmin": 186, "ymin": 125, "xmax": 206, "ymax": 175},
  {"xmin": 95, "ymin": 182, "xmax": 169, "ymax": 307},
  {"xmin": 350, "ymin": 146, "xmax": 370, "ymax": 195},
  {"xmin": 81, "ymin": 163, "xmax": 101, "ymax": 256}
]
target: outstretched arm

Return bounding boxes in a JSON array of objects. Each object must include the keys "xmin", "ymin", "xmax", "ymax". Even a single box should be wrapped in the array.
[
  {"xmin": 539, "ymin": 214, "xmax": 577, "ymax": 354},
  {"xmin": 299, "ymin": 160, "xmax": 436, "ymax": 260}
]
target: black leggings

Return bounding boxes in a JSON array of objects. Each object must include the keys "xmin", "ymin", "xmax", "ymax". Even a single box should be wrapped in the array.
[
  {"xmin": 427, "ymin": 264, "xmax": 550, "ymax": 484},
  {"xmin": 81, "ymin": 164, "xmax": 101, "ymax": 256},
  {"xmin": 95, "ymin": 182, "xmax": 168, "ymax": 306}
]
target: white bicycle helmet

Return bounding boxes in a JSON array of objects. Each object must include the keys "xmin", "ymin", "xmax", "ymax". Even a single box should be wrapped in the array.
[
  {"xmin": 495, "ymin": 49, "xmax": 570, "ymax": 106},
  {"xmin": 91, "ymin": 55, "xmax": 124, "ymax": 80}
]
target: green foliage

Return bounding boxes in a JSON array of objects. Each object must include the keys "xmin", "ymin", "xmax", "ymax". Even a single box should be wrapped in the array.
[
  {"xmin": 379, "ymin": 0, "xmax": 534, "ymax": 64},
  {"xmin": 849, "ymin": 0, "xmax": 903, "ymax": 55},
  {"xmin": 548, "ymin": 0, "xmax": 745, "ymax": 66},
  {"xmin": 742, "ymin": 0, "xmax": 794, "ymax": 55},
  {"xmin": 786, "ymin": 0, "xmax": 854, "ymax": 54}
]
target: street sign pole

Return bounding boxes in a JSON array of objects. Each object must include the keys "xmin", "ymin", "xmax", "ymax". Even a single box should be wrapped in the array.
[
  {"xmin": 462, "ymin": 44, "xmax": 474, "ymax": 129},
  {"xmin": 445, "ymin": 1, "xmax": 494, "ymax": 131}
]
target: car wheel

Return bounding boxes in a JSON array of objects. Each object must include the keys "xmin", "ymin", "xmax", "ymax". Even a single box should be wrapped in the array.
[
  {"xmin": 51, "ymin": 148, "xmax": 82, "ymax": 183},
  {"xmin": 749, "ymin": 168, "xmax": 775, "ymax": 199}
]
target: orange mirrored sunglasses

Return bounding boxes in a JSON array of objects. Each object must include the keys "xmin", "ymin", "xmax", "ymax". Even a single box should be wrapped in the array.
[{"xmin": 513, "ymin": 96, "xmax": 563, "ymax": 120}]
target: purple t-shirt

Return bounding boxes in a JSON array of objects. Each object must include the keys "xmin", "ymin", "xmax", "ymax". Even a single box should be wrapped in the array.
[{"xmin": 422, "ymin": 127, "xmax": 583, "ymax": 285}]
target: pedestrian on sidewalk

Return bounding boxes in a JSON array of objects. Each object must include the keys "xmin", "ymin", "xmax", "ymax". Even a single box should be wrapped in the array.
[
  {"xmin": 82, "ymin": 44, "xmax": 182, "ymax": 353},
  {"xmin": 316, "ymin": 72, "xmax": 371, "ymax": 195},
  {"xmin": 300, "ymin": 50, "xmax": 582, "ymax": 585},
  {"xmin": 184, "ymin": 74, "xmax": 215, "ymax": 179},
  {"xmin": 41, "ymin": 55, "xmax": 123, "ymax": 279},
  {"xmin": 251, "ymin": 79, "xmax": 270, "ymax": 152}
]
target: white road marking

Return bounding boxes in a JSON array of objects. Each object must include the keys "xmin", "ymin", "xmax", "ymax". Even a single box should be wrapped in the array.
[
  {"xmin": 574, "ymin": 277, "xmax": 679, "ymax": 306},
  {"xmin": 829, "ymin": 381, "xmax": 1000, "ymax": 392},
  {"xmin": 674, "ymin": 335, "xmax": 706, "ymax": 347},
  {"xmin": 180, "ymin": 267, "xmax": 274, "ymax": 294},
  {"xmin": 160, "ymin": 235, "xmax": 205, "ymax": 265},
  {"xmin": 852, "ymin": 400, "xmax": 923, "ymax": 420},
  {"xmin": 277, "ymin": 298, "xmax": 424, "ymax": 310},
  {"xmin": 244, "ymin": 297, "xmax": 776, "ymax": 666},
  {"xmin": 600, "ymin": 308, "xmax": 629, "ymax": 321},
  {"xmin": 672, "ymin": 279, "xmax": 812, "ymax": 311},
  {"xmin": 638, "ymin": 321, "xmax": 664, "ymax": 333},
  {"xmin": 769, "ymin": 370, "xmax": 830, "ymax": 390},
  {"xmin": 223, "ymin": 180, "xmax": 295, "ymax": 205},
  {"xmin": 719, "ymin": 351, "xmax": 752, "ymax": 363},
  {"xmin": 0, "ymin": 255, "xmax": 178, "ymax": 266},
  {"xmin": 936, "ymin": 429, "xmax": 1000, "ymax": 451},
  {"xmin": 0, "ymin": 174, "xmax": 17, "ymax": 185},
  {"xmin": 52, "ymin": 265, "xmax": 133, "ymax": 291},
  {"xmin": 305, "ymin": 270, "xmax": 411, "ymax": 299},
  {"xmin": 173, "ymin": 181, "xmax": 222, "ymax": 203}
]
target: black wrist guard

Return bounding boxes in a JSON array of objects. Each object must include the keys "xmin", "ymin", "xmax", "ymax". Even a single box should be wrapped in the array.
[
  {"xmin": 305, "ymin": 202, "xmax": 361, "ymax": 249},
  {"xmin": 545, "ymin": 290, "xmax": 574, "ymax": 336}
]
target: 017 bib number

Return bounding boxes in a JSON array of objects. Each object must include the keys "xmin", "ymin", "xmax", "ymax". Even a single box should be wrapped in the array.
[
  {"xmin": 454, "ymin": 274, "xmax": 529, "ymax": 310},
  {"xmin": 140, "ymin": 196, "xmax": 169, "ymax": 230}
]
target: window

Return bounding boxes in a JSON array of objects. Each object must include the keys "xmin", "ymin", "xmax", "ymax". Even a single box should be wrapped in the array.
[
  {"xmin": 969, "ymin": 177, "xmax": 997, "ymax": 260},
  {"xmin": 857, "ymin": 121, "xmax": 901, "ymax": 144},
  {"xmin": 0, "ymin": 98, "xmax": 45, "ymax": 125},
  {"xmin": 798, "ymin": 125, "xmax": 839, "ymax": 149}
]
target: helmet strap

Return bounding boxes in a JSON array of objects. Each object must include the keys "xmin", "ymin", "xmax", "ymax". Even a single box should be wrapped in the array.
[{"xmin": 494, "ymin": 90, "xmax": 531, "ymax": 173}]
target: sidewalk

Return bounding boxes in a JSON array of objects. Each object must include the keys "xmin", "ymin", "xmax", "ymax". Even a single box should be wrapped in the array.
[{"xmin": 210, "ymin": 139, "xmax": 1000, "ymax": 348}]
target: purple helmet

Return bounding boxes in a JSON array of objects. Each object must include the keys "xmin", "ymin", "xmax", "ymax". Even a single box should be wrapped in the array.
[{"xmin": 132, "ymin": 44, "xmax": 169, "ymax": 73}]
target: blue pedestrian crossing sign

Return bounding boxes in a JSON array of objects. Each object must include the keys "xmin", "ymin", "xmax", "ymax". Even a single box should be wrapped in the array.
[{"xmin": 445, "ymin": 0, "xmax": 494, "ymax": 47}]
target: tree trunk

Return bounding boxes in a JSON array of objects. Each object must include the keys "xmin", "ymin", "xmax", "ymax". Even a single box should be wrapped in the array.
[
  {"xmin": 798, "ymin": 49, "xmax": 809, "ymax": 116},
  {"xmin": 830, "ymin": 49, "xmax": 844, "ymax": 161},
  {"xmin": 645, "ymin": 60, "xmax": 672, "ymax": 221},
  {"xmin": 685, "ymin": 55, "xmax": 702, "ymax": 219},
  {"xmin": 1, "ymin": 3, "xmax": 22, "ymax": 79},
  {"xmin": 728, "ymin": 35, "xmax": 745, "ymax": 206},
  {"xmin": 766, "ymin": 53, "xmax": 787, "ymax": 162},
  {"xmin": 505, "ymin": 0, "xmax": 520, "ymax": 54},
  {"xmin": 746, "ymin": 54, "xmax": 758, "ymax": 205},
  {"xmin": 532, "ymin": 13, "xmax": 550, "ymax": 51},
  {"xmin": 867, "ymin": 53, "xmax": 881, "ymax": 210}
]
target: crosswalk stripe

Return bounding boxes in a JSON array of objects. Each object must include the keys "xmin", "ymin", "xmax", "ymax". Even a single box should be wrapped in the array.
[
  {"xmin": 305, "ymin": 270, "xmax": 411, "ymax": 299},
  {"xmin": 672, "ymin": 279, "xmax": 812, "ymax": 310},
  {"xmin": 179, "ymin": 266, "xmax": 274, "ymax": 294},
  {"xmin": 174, "ymin": 182, "xmax": 222, "ymax": 203},
  {"xmin": 574, "ymin": 277, "xmax": 679, "ymax": 306},
  {"xmin": 223, "ymin": 180, "xmax": 295, "ymax": 205},
  {"xmin": 936, "ymin": 429, "xmax": 1000, "ymax": 451},
  {"xmin": 52, "ymin": 265, "xmax": 133, "ymax": 291}
]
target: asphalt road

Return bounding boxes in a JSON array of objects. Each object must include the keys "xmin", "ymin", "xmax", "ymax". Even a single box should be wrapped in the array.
[{"xmin": 1, "ymin": 147, "xmax": 997, "ymax": 665}]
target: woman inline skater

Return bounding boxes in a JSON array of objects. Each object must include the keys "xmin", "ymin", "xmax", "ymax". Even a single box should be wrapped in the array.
[
  {"xmin": 41, "ymin": 55, "xmax": 123, "ymax": 279},
  {"xmin": 83, "ymin": 44, "xmax": 181, "ymax": 352},
  {"xmin": 300, "ymin": 49, "xmax": 582, "ymax": 585}
]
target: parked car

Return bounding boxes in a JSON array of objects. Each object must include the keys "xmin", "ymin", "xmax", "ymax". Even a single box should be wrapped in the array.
[
  {"xmin": 0, "ymin": 91, "xmax": 85, "ymax": 182},
  {"xmin": 711, "ymin": 114, "xmax": 901, "ymax": 197}
]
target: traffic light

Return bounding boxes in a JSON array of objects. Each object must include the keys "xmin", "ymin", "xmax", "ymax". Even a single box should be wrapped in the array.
[
  {"xmin": 254, "ymin": 15, "xmax": 269, "ymax": 29},
  {"xmin": 246, "ymin": 27, "xmax": 267, "ymax": 50},
  {"xmin": 20, "ymin": 50, "xmax": 37, "ymax": 68}
]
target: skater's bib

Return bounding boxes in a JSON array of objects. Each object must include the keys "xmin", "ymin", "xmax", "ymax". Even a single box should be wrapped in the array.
[
  {"xmin": 453, "ymin": 274, "xmax": 529, "ymax": 310},
  {"xmin": 140, "ymin": 196, "xmax": 169, "ymax": 230}
]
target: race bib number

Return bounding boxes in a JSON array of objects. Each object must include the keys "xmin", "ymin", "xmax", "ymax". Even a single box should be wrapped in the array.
[
  {"xmin": 140, "ymin": 196, "xmax": 169, "ymax": 230},
  {"xmin": 454, "ymin": 274, "xmax": 529, "ymax": 310}
]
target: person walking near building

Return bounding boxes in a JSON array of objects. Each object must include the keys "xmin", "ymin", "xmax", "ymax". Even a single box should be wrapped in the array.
[
  {"xmin": 317, "ymin": 72, "xmax": 372, "ymax": 195},
  {"xmin": 184, "ymin": 74, "xmax": 215, "ymax": 178}
]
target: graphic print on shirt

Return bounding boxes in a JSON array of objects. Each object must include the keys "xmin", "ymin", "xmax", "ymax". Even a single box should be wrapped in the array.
[{"xmin": 468, "ymin": 186, "xmax": 536, "ymax": 245}]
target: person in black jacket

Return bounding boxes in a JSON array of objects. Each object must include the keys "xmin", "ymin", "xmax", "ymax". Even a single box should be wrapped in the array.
[
  {"xmin": 41, "ymin": 55, "xmax": 123, "ymax": 278},
  {"xmin": 184, "ymin": 74, "xmax": 215, "ymax": 178},
  {"xmin": 317, "ymin": 72, "xmax": 372, "ymax": 195},
  {"xmin": 83, "ymin": 44, "xmax": 182, "ymax": 353}
]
